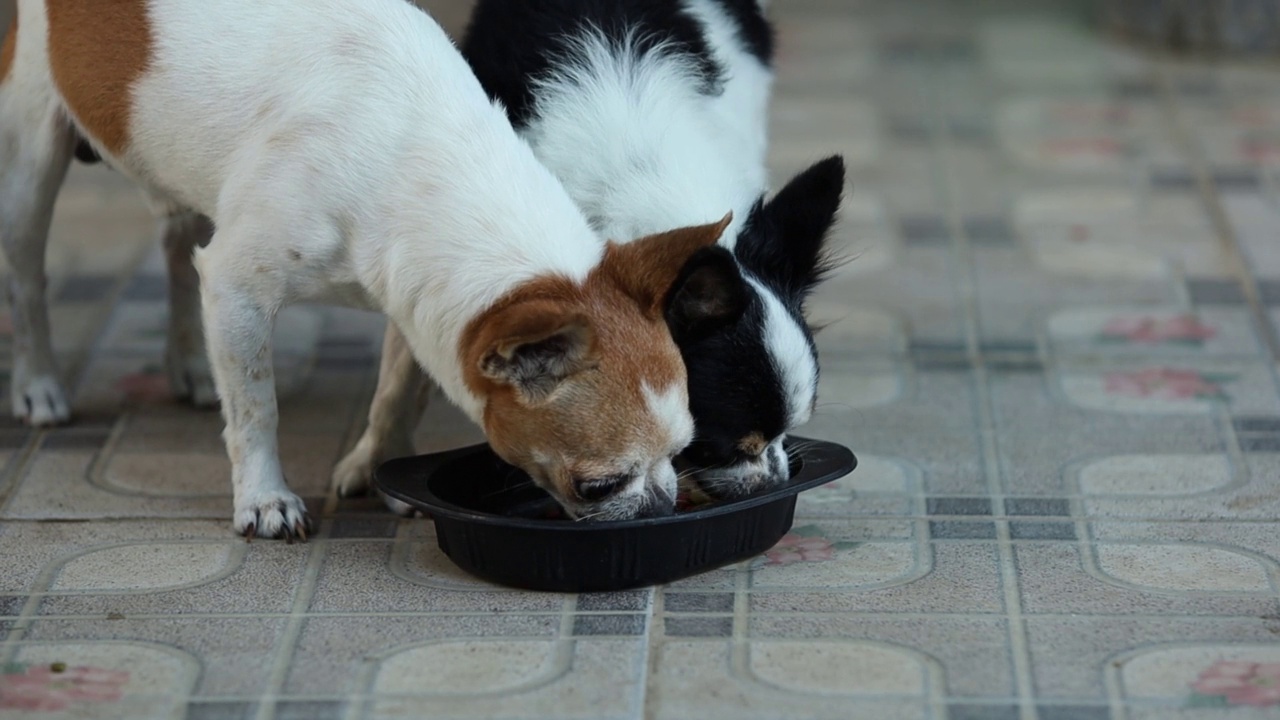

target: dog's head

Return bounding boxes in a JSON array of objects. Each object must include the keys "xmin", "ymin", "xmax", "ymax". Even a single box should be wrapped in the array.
[
  {"xmin": 672, "ymin": 155, "xmax": 846, "ymax": 500},
  {"xmin": 462, "ymin": 214, "xmax": 743, "ymax": 520}
]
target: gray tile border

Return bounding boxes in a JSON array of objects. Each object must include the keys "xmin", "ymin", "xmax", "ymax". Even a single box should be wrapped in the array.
[
  {"xmin": 963, "ymin": 216, "xmax": 1014, "ymax": 245},
  {"xmin": 1037, "ymin": 705, "xmax": 1113, "ymax": 720},
  {"xmin": 0, "ymin": 431, "xmax": 31, "ymax": 449},
  {"xmin": 948, "ymin": 704, "xmax": 1019, "ymax": 720},
  {"xmin": 927, "ymin": 497, "xmax": 992, "ymax": 516},
  {"xmin": 1240, "ymin": 436, "xmax": 1280, "ymax": 452},
  {"xmin": 929, "ymin": 521, "xmax": 997, "ymax": 540},
  {"xmin": 53, "ymin": 275, "xmax": 116, "ymax": 303},
  {"xmin": 39, "ymin": 431, "xmax": 111, "ymax": 450},
  {"xmin": 183, "ymin": 701, "xmax": 256, "ymax": 720},
  {"xmin": 1258, "ymin": 280, "xmax": 1280, "ymax": 306},
  {"xmin": 663, "ymin": 592, "xmax": 734, "ymax": 613},
  {"xmin": 328, "ymin": 517, "xmax": 399, "ymax": 539},
  {"xmin": 275, "ymin": 700, "xmax": 346, "ymax": 720},
  {"xmin": 1213, "ymin": 168, "xmax": 1261, "ymax": 191},
  {"xmin": 576, "ymin": 590, "xmax": 652, "ymax": 612},
  {"xmin": 1186, "ymin": 278, "xmax": 1247, "ymax": 305},
  {"xmin": 122, "ymin": 274, "xmax": 168, "ymax": 302},
  {"xmin": 1149, "ymin": 167, "xmax": 1197, "ymax": 191},
  {"xmin": 572, "ymin": 614, "xmax": 646, "ymax": 636},
  {"xmin": 1005, "ymin": 498, "xmax": 1071, "ymax": 517},
  {"xmin": 0, "ymin": 595, "xmax": 23, "ymax": 616},
  {"xmin": 899, "ymin": 215, "xmax": 949, "ymax": 245},
  {"xmin": 1232, "ymin": 416, "xmax": 1280, "ymax": 433},
  {"xmin": 1009, "ymin": 521, "xmax": 1077, "ymax": 541},
  {"xmin": 664, "ymin": 616, "xmax": 733, "ymax": 637}
]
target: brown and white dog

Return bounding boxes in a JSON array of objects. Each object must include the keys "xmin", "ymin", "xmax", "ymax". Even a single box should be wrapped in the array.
[{"xmin": 0, "ymin": 0, "xmax": 743, "ymax": 536}]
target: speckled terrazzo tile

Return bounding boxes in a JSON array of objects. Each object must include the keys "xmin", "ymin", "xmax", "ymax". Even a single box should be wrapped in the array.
[
  {"xmin": 18, "ymin": 616, "xmax": 288, "ymax": 699},
  {"xmin": 1024, "ymin": 617, "xmax": 1280, "ymax": 703},
  {"xmin": 1015, "ymin": 543, "xmax": 1280, "ymax": 617},
  {"xmin": 748, "ymin": 615, "xmax": 1015, "ymax": 699},
  {"xmin": 281, "ymin": 614, "xmax": 564, "ymax": 697},
  {"xmin": 0, "ymin": 520, "xmax": 240, "ymax": 595},
  {"xmin": 306, "ymin": 538, "xmax": 565, "ymax": 614},
  {"xmin": 748, "ymin": 541, "xmax": 1002, "ymax": 614},
  {"xmin": 650, "ymin": 639, "xmax": 935, "ymax": 720},
  {"xmin": 35, "ymin": 540, "xmax": 312, "ymax": 616},
  {"xmin": 365, "ymin": 638, "xmax": 647, "ymax": 719},
  {"xmin": 0, "ymin": 431, "xmax": 336, "ymax": 521},
  {"xmin": 797, "ymin": 369, "xmax": 986, "ymax": 495}
]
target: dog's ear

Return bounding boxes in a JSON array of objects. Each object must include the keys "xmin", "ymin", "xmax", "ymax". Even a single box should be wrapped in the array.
[
  {"xmin": 735, "ymin": 155, "xmax": 844, "ymax": 300},
  {"xmin": 664, "ymin": 246, "xmax": 749, "ymax": 343},
  {"xmin": 477, "ymin": 303, "xmax": 598, "ymax": 404},
  {"xmin": 602, "ymin": 213, "xmax": 733, "ymax": 318}
]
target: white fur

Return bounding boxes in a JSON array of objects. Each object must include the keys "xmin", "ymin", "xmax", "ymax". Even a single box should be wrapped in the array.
[
  {"xmin": 3, "ymin": 0, "xmax": 705, "ymax": 535},
  {"xmin": 521, "ymin": 0, "xmax": 771, "ymax": 244},
  {"xmin": 748, "ymin": 277, "xmax": 817, "ymax": 428}
]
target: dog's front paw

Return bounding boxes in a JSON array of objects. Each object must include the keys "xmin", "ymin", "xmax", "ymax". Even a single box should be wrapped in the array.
[
  {"xmin": 166, "ymin": 352, "xmax": 219, "ymax": 409},
  {"xmin": 233, "ymin": 491, "xmax": 312, "ymax": 542},
  {"xmin": 331, "ymin": 444, "xmax": 378, "ymax": 498},
  {"xmin": 331, "ymin": 436, "xmax": 415, "ymax": 498},
  {"xmin": 12, "ymin": 374, "xmax": 71, "ymax": 426}
]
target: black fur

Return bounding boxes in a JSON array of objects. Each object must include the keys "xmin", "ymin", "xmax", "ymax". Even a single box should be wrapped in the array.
[
  {"xmin": 462, "ymin": 0, "xmax": 771, "ymax": 127},
  {"xmin": 707, "ymin": 0, "xmax": 774, "ymax": 65},
  {"xmin": 734, "ymin": 155, "xmax": 845, "ymax": 307}
]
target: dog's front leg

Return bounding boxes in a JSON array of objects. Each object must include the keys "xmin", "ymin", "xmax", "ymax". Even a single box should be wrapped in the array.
[
  {"xmin": 331, "ymin": 323, "xmax": 431, "ymax": 499},
  {"xmin": 197, "ymin": 244, "xmax": 311, "ymax": 541}
]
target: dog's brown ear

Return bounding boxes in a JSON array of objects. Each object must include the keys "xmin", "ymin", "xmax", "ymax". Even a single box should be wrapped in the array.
[
  {"xmin": 474, "ymin": 301, "xmax": 598, "ymax": 404},
  {"xmin": 600, "ymin": 212, "xmax": 732, "ymax": 318}
]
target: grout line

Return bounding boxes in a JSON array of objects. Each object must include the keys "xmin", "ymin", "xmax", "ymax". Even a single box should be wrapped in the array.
[
  {"xmin": 251, "ymin": 531, "xmax": 333, "ymax": 720},
  {"xmin": 930, "ymin": 61, "xmax": 1040, "ymax": 720}
]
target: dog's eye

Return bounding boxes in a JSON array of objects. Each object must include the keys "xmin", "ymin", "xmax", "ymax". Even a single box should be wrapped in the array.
[{"xmin": 572, "ymin": 474, "xmax": 629, "ymax": 502}]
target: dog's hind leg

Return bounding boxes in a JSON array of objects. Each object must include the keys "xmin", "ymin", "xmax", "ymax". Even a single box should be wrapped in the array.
[
  {"xmin": 144, "ymin": 196, "xmax": 218, "ymax": 408},
  {"xmin": 0, "ymin": 17, "xmax": 76, "ymax": 426},
  {"xmin": 331, "ymin": 323, "xmax": 431, "ymax": 499}
]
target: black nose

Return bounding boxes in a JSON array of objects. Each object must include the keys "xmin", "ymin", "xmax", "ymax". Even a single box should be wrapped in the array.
[{"xmin": 572, "ymin": 474, "xmax": 629, "ymax": 502}]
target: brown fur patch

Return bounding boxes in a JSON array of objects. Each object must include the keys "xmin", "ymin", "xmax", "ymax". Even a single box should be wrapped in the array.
[
  {"xmin": 460, "ymin": 217, "xmax": 731, "ymax": 494},
  {"xmin": 738, "ymin": 432, "xmax": 766, "ymax": 458},
  {"xmin": 1, "ymin": 17, "xmax": 16, "ymax": 83},
  {"xmin": 46, "ymin": 0, "xmax": 153, "ymax": 156},
  {"xmin": 601, "ymin": 212, "xmax": 732, "ymax": 317}
]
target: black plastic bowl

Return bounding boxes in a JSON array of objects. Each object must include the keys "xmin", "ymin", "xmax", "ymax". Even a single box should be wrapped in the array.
[{"xmin": 373, "ymin": 437, "xmax": 856, "ymax": 592}]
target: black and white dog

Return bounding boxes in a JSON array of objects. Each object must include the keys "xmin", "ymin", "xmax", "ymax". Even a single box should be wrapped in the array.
[{"xmin": 333, "ymin": 0, "xmax": 846, "ymax": 505}]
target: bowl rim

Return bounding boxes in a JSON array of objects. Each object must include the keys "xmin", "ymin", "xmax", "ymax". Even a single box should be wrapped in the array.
[{"xmin": 374, "ymin": 436, "xmax": 856, "ymax": 532}]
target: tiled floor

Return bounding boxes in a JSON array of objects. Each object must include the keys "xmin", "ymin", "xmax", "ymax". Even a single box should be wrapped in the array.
[{"xmin": 3, "ymin": 0, "xmax": 1280, "ymax": 719}]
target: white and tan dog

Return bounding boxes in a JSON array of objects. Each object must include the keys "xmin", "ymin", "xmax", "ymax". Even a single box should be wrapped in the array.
[{"xmin": 0, "ymin": 0, "xmax": 741, "ymax": 536}]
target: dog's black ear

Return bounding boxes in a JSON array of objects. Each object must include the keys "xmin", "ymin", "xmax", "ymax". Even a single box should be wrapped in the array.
[
  {"xmin": 735, "ymin": 155, "xmax": 845, "ymax": 300},
  {"xmin": 664, "ymin": 246, "xmax": 749, "ymax": 343}
]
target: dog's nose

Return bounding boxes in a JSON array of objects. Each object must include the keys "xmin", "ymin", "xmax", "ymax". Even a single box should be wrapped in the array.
[{"xmin": 572, "ymin": 474, "xmax": 630, "ymax": 502}]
